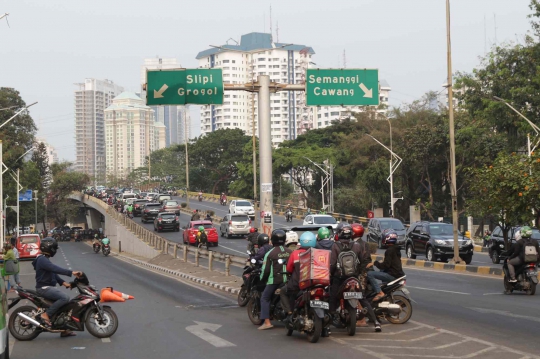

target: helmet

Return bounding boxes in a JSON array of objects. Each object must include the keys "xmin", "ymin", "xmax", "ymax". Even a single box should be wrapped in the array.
[
  {"xmin": 338, "ymin": 225, "xmax": 353, "ymax": 241},
  {"xmin": 317, "ymin": 227, "xmax": 331, "ymax": 240},
  {"xmin": 249, "ymin": 227, "xmax": 257, "ymax": 233},
  {"xmin": 299, "ymin": 232, "xmax": 317, "ymax": 248},
  {"xmin": 271, "ymin": 229, "xmax": 287, "ymax": 246},
  {"xmin": 285, "ymin": 231, "xmax": 299, "ymax": 247},
  {"xmin": 384, "ymin": 230, "xmax": 398, "ymax": 246},
  {"xmin": 198, "ymin": 226, "xmax": 205, "ymax": 232},
  {"xmin": 351, "ymin": 223, "xmax": 365, "ymax": 239},
  {"xmin": 520, "ymin": 226, "xmax": 532, "ymax": 238},
  {"xmin": 40, "ymin": 237, "xmax": 58, "ymax": 257},
  {"xmin": 257, "ymin": 233, "xmax": 270, "ymax": 247}
]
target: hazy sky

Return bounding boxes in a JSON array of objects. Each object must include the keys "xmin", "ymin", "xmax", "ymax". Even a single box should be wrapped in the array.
[{"xmin": 0, "ymin": 0, "xmax": 534, "ymax": 162}]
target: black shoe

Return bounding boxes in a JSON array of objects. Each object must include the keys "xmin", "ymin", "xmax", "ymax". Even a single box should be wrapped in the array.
[
  {"xmin": 322, "ymin": 327, "xmax": 331, "ymax": 337},
  {"xmin": 374, "ymin": 323, "xmax": 382, "ymax": 332}
]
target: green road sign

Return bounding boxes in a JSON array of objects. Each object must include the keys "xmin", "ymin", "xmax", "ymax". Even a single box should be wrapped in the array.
[
  {"xmin": 305, "ymin": 69, "xmax": 379, "ymax": 106},
  {"xmin": 146, "ymin": 69, "xmax": 223, "ymax": 106}
]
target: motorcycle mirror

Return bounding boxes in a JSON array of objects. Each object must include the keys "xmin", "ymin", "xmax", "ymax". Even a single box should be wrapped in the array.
[{"xmin": 247, "ymin": 250, "xmax": 251, "ymax": 255}]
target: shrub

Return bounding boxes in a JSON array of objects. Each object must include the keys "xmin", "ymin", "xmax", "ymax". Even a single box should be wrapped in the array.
[{"xmin": 180, "ymin": 202, "xmax": 187, "ymax": 208}]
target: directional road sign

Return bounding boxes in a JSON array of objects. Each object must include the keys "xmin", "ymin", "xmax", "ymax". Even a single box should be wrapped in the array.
[
  {"xmin": 305, "ymin": 69, "xmax": 379, "ymax": 106},
  {"xmin": 146, "ymin": 69, "xmax": 223, "ymax": 106},
  {"xmin": 18, "ymin": 190, "xmax": 32, "ymax": 202}
]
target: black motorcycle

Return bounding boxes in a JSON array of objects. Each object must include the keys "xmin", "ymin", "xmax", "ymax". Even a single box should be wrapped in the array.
[
  {"xmin": 93, "ymin": 242, "xmax": 101, "ymax": 254},
  {"xmin": 238, "ymin": 257, "xmax": 262, "ymax": 307},
  {"xmin": 102, "ymin": 243, "xmax": 111, "ymax": 257},
  {"xmin": 331, "ymin": 276, "xmax": 365, "ymax": 336},
  {"xmin": 286, "ymin": 285, "xmax": 331, "ymax": 343},
  {"xmin": 503, "ymin": 260, "xmax": 538, "ymax": 295},
  {"xmin": 366, "ymin": 275, "xmax": 413, "ymax": 324},
  {"xmin": 8, "ymin": 273, "xmax": 119, "ymax": 340},
  {"xmin": 285, "ymin": 210, "xmax": 293, "ymax": 222}
]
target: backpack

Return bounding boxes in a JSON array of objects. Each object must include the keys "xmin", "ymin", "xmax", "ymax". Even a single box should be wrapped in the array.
[
  {"xmin": 335, "ymin": 241, "xmax": 359, "ymax": 278},
  {"xmin": 198, "ymin": 231, "xmax": 208, "ymax": 244},
  {"xmin": 523, "ymin": 238, "xmax": 538, "ymax": 263}
]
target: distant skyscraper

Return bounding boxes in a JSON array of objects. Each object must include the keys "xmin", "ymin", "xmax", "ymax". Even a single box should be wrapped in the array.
[
  {"xmin": 178, "ymin": 106, "xmax": 192, "ymax": 144},
  {"xmin": 74, "ymin": 78, "xmax": 124, "ymax": 184},
  {"xmin": 141, "ymin": 57, "xmax": 183, "ymax": 147},
  {"xmin": 35, "ymin": 138, "xmax": 59, "ymax": 165},
  {"xmin": 104, "ymin": 92, "xmax": 166, "ymax": 180}
]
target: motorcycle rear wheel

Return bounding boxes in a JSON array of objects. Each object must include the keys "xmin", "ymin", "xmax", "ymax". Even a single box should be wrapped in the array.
[
  {"xmin": 526, "ymin": 281, "xmax": 536, "ymax": 296},
  {"xmin": 346, "ymin": 303, "xmax": 356, "ymax": 336},
  {"xmin": 247, "ymin": 297, "xmax": 263, "ymax": 325},
  {"xmin": 503, "ymin": 276, "xmax": 514, "ymax": 294},
  {"xmin": 85, "ymin": 306, "xmax": 118, "ymax": 338},
  {"xmin": 9, "ymin": 306, "xmax": 41, "ymax": 341},
  {"xmin": 306, "ymin": 309, "xmax": 322, "ymax": 343},
  {"xmin": 386, "ymin": 294, "xmax": 413, "ymax": 324},
  {"xmin": 237, "ymin": 287, "xmax": 249, "ymax": 307}
]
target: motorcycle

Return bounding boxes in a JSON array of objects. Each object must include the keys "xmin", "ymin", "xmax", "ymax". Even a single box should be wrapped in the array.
[
  {"xmin": 127, "ymin": 211, "xmax": 134, "ymax": 219},
  {"xmin": 198, "ymin": 195, "xmax": 203, "ymax": 202},
  {"xmin": 331, "ymin": 276, "xmax": 365, "ymax": 336},
  {"xmin": 93, "ymin": 242, "xmax": 101, "ymax": 254},
  {"xmin": 366, "ymin": 275, "xmax": 413, "ymax": 324},
  {"xmin": 8, "ymin": 273, "xmax": 119, "ymax": 340},
  {"xmin": 285, "ymin": 210, "xmax": 293, "ymax": 222},
  {"xmin": 503, "ymin": 260, "xmax": 538, "ymax": 295},
  {"xmin": 238, "ymin": 256, "xmax": 262, "ymax": 307},
  {"xmin": 102, "ymin": 243, "xmax": 111, "ymax": 257},
  {"xmin": 221, "ymin": 198, "xmax": 227, "ymax": 206},
  {"xmin": 286, "ymin": 285, "xmax": 331, "ymax": 343}
]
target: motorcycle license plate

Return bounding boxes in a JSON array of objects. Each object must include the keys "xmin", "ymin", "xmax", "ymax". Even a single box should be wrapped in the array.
[
  {"xmin": 310, "ymin": 300, "xmax": 329, "ymax": 309},
  {"xmin": 527, "ymin": 271, "xmax": 538, "ymax": 277},
  {"xmin": 343, "ymin": 292, "xmax": 363, "ymax": 299}
]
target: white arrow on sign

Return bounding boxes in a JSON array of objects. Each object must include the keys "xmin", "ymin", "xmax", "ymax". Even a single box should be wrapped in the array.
[
  {"xmin": 154, "ymin": 84, "xmax": 168, "ymax": 99},
  {"xmin": 185, "ymin": 321, "xmax": 236, "ymax": 348},
  {"xmin": 359, "ymin": 83, "xmax": 373, "ymax": 98}
]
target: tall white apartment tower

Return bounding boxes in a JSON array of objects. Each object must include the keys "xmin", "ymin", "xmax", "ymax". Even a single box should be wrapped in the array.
[
  {"xmin": 141, "ymin": 57, "xmax": 185, "ymax": 147},
  {"xmin": 74, "ymin": 78, "xmax": 124, "ymax": 184},
  {"xmin": 196, "ymin": 32, "xmax": 315, "ymax": 146}
]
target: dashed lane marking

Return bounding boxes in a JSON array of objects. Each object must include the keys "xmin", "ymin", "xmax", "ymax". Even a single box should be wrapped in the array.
[
  {"xmin": 407, "ymin": 286, "xmax": 471, "ymax": 295},
  {"xmin": 101, "ymin": 338, "xmax": 111, "ymax": 343}
]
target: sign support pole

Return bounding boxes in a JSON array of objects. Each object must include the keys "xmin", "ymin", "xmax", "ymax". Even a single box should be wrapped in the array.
[
  {"xmin": 184, "ymin": 110, "xmax": 190, "ymax": 209},
  {"xmin": 16, "ymin": 169, "xmax": 19, "ymax": 238},
  {"xmin": 257, "ymin": 75, "xmax": 273, "ymax": 235},
  {"xmin": 0, "ymin": 141, "xmax": 3, "ymax": 248}
]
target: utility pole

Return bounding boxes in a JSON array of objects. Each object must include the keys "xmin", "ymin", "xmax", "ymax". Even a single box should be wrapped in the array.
[
  {"xmin": 34, "ymin": 190, "xmax": 38, "ymax": 233},
  {"xmin": 184, "ymin": 108, "xmax": 190, "ymax": 208},
  {"xmin": 446, "ymin": 0, "xmax": 460, "ymax": 263},
  {"xmin": 16, "ymin": 169, "xmax": 19, "ymax": 238},
  {"xmin": 258, "ymin": 75, "xmax": 273, "ymax": 233}
]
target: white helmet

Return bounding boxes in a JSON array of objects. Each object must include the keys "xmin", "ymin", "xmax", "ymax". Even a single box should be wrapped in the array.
[{"xmin": 285, "ymin": 231, "xmax": 299, "ymax": 247}]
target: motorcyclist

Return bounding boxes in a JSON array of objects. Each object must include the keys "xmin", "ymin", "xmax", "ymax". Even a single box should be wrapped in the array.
[
  {"xmin": 101, "ymin": 236, "xmax": 110, "ymax": 246},
  {"xmin": 32, "ymin": 237, "xmax": 82, "ymax": 336},
  {"xmin": 258, "ymin": 229, "xmax": 292, "ymax": 330},
  {"xmin": 285, "ymin": 204, "xmax": 293, "ymax": 220},
  {"xmin": 281, "ymin": 231, "xmax": 316, "ymax": 325},
  {"xmin": 246, "ymin": 227, "xmax": 259, "ymax": 253},
  {"xmin": 507, "ymin": 226, "xmax": 540, "ymax": 282},
  {"xmin": 330, "ymin": 225, "xmax": 381, "ymax": 332},
  {"xmin": 92, "ymin": 233, "xmax": 101, "ymax": 251},
  {"xmin": 127, "ymin": 203, "xmax": 134, "ymax": 216},
  {"xmin": 367, "ymin": 230, "xmax": 405, "ymax": 301},
  {"xmin": 315, "ymin": 227, "xmax": 334, "ymax": 250},
  {"xmin": 205, "ymin": 213, "xmax": 213, "ymax": 222},
  {"xmin": 284, "ymin": 231, "xmax": 299, "ymax": 250},
  {"xmin": 196, "ymin": 226, "xmax": 208, "ymax": 247},
  {"xmin": 220, "ymin": 193, "xmax": 227, "ymax": 204},
  {"xmin": 251, "ymin": 233, "xmax": 272, "ymax": 261},
  {"xmin": 191, "ymin": 209, "xmax": 201, "ymax": 221}
]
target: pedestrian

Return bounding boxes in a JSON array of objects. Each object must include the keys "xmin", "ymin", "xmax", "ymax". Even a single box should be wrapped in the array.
[
  {"xmin": 3, "ymin": 243, "xmax": 21, "ymax": 290},
  {"xmin": 483, "ymin": 230, "xmax": 491, "ymax": 247}
]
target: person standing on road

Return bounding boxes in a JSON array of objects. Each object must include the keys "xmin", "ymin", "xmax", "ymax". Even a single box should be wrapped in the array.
[
  {"xmin": 4, "ymin": 243, "xmax": 21, "ymax": 290},
  {"xmin": 367, "ymin": 231, "xmax": 405, "ymax": 301},
  {"xmin": 258, "ymin": 230, "xmax": 292, "ymax": 330},
  {"xmin": 191, "ymin": 209, "xmax": 201, "ymax": 221},
  {"xmin": 483, "ymin": 230, "xmax": 492, "ymax": 248}
]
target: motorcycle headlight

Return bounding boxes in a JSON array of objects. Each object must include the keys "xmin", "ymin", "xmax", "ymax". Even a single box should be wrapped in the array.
[{"xmin": 500, "ymin": 244, "xmax": 504, "ymax": 248}]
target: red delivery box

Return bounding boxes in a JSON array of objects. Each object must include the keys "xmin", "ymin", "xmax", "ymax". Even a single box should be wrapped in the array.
[{"xmin": 299, "ymin": 248, "xmax": 331, "ymax": 290}]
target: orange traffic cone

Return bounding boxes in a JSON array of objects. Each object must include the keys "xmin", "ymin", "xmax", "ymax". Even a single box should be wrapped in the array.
[
  {"xmin": 112, "ymin": 290, "xmax": 134, "ymax": 300},
  {"xmin": 100, "ymin": 288, "xmax": 125, "ymax": 303}
]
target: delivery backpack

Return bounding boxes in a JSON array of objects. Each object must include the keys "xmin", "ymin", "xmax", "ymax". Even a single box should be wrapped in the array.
[
  {"xmin": 335, "ymin": 241, "xmax": 360, "ymax": 278},
  {"xmin": 198, "ymin": 231, "xmax": 208, "ymax": 244},
  {"xmin": 523, "ymin": 238, "xmax": 538, "ymax": 263}
]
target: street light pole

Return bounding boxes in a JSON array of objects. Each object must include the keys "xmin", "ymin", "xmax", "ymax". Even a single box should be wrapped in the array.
[
  {"xmin": 446, "ymin": 0, "xmax": 460, "ymax": 263},
  {"xmin": 184, "ymin": 109, "xmax": 190, "ymax": 208},
  {"xmin": 34, "ymin": 190, "xmax": 38, "ymax": 233},
  {"xmin": 388, "ymin": 118, "xmax": 394, "ymax": 217}
]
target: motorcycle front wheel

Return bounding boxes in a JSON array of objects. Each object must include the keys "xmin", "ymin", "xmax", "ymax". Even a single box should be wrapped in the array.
[
  {"xmin": 246, "ymin": 295, "xmax": 262, "ymax": 325},
  {"xmin": 9, "ymin": 305, "xmax": 41, "ymax": 341},
  {"xmin": 237, "ymin": 286, "xmax": 249, "ymax": 307},
  {"xmin": 85, "ymin": 306, "xmax": 119, "ymax": 338},
  {"xmin": 386, "ymin": 294, "xmax": 413, "ymax": 324},
  {"xmin": 103, "ymin": 250, "xmax": 110, "ymax": 257}
]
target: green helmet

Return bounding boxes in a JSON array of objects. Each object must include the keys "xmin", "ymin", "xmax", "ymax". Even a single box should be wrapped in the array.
[
  {"xmin": 198, "ymin": 226, "xmax": 205, "ymax": 232},
  {"xmin": 520, "ymin": 226, "xmax": 532, "ymax": 238},
  {"xmin": 317, "ymin": 227, "xmax": 331, "ymax": 240}
]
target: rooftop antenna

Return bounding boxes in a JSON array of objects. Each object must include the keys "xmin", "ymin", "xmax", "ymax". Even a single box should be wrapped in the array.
[
  {"xmin": 0, "ymin": 13, "xmax": 9, "ymax": 27},
  {"xmin": 276, "ymin": 21, "xmax": 279, "ymax": 42},
  {"xmin": 270, "ymin": 5, "xmax": 273, "ymax": 41},
  {"xmin": 494, "ymin": 13, "xmax": 498, "ymax": 46}
]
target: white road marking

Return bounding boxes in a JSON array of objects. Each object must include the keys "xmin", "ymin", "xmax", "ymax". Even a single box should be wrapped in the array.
[
  {"xmin": 468, "ymin": 307, "xmax": 540, "ymax": 323},
  {"xmin": 407, "ymin": 286, "xmax": 471, "ymax": 295},
  {"xmin": 216, "ymin": 244, "xmax": 248, "ymax": 255},
  {"xmin": 482, "ymin": 293, "xmax": 503, "ymax": 296},
  {"xmin": 185, "ymin": 321, "xmax": 235, "ymax": 348},
  {"xmin": 101, "ymin": 338, "xmax": 111, "ymax": 343}
]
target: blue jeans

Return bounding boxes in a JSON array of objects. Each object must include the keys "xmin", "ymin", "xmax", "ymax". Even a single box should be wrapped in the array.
[
  {"xmin": 8, "ymin": 273, "xmax": 20, "ymax": 287},
  {"xmin": 260, "ymin": 284, "xmax": 280, "ymax": 320},
  {"xmin": 37, "ymin": 287, "xmax": 70, "ymax": 317},
  {"xmin": 367, "ymin": 271, "xmax": 396, "ymax": 294}
]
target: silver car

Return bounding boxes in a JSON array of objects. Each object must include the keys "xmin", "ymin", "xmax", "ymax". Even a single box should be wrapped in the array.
[
  {"xmin": 220, "ymin": 214, "xmax": 252, "ymax": 238},
  {"xmin": 229, "ymin": 200, "xmax": 255, "ymax": 219}
]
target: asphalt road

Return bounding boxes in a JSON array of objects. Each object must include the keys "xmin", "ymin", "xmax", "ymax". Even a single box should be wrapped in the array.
[
  {"xmin": 135, "ymin": 196, "xmax": 500, "ymax": 268},
  {"xmin": 10, "ymin": 242, "xmax": 540, "ymax": 358}
]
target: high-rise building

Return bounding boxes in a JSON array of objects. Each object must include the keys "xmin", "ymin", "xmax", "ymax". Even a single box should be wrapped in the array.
[
  {"xmin": 35, "ymin": 138, "xmax": 59, "ymax": 164},
  {"xmin": 104, "ymin": 92, "xmax": 166, "ymax": 181},
  {"xmin": 196, "ymin": 32, "xmax": 315, "ymax": 146},
  {"xmin": 140, "ymin": 57, "xmax": 184, "ymax": 147},
  {"xmin": 178, "ymin": 106, "xmax": 192, "ymax": 144},
  {"xmin": 74, "ymin": 78, "xmax": 124, "ymax": 184}
]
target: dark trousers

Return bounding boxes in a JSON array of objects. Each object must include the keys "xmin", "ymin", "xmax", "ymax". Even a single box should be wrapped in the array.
[
  {"xmin": 280, "ymin": 287, "xmax": 298, "ymax": 314},
  {"xmin": 37, "ymin": 286, "xmax": 70, "ymax": 317},
  {"xmin": 261, "ymin": 284, "xmax": 280, "ymax": 320}
]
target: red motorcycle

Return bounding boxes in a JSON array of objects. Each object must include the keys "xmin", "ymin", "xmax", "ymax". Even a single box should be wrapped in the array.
[{"xmin": 285, "ymin": 284, "xmax": 330, "ymax": 343}]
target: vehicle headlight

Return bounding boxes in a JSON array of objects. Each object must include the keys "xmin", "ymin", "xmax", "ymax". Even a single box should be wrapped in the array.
[
  {"xmin": 499, "ymin": 244, "xmax": 504, "ymax": 248},
  {"xmin": 435, "ymin": 240, "xmax": 446, "ymax": 245}
]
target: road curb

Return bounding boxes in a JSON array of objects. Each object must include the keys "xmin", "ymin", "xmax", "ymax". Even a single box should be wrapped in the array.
[
  {"xmin": 116, "ymin": 254, "xmax": 241, "ymax": 295},
  {"xmin": 370, "ymin": 254, "xmax": 504, "ymax": 277}
]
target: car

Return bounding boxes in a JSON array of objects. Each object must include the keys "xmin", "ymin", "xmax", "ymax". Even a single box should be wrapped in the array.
[
  {"xmin": 303, "ymin": 214, "xmax": 338, "ymax": 230},
  {"xmin": 152, "ymin": 193, "xmax": 172, "ymax": 203},
  {"xmin": 138, "ymin": 192, "xmax": 148, "ymax": 199},
  {"xmin": 125, "ymin": 198, "xmax": 137, "ymax": 206},
  {"xmin": 229, "ymin": 200, "xmax": 255, "ymax": 218},
  {"xmin": 488, "ymin": 225, "xmax": 540, "ymax": 264},
  {"xmin": 160, "ymin": 200, "xmax": 181, "ymax": 215},
  {"xmin": 145, "ymin": 192, "xmax": 158, "ymax": 201},
  {"xmin": 404, "ymin": 221, "xmax": 474, "ymax": 264},
  {"xmin": 154, "ymin": 212, "xmax": 180, "ymax": 232},
  {"xmin": 220, "ymin": 214, "xmax": 252, "ymax": 238},
  {"xmin": 183, "ymin": 220, "xmax": 219, "ymax": 246},
  {"xmin": 16, "ymin": 234, "xmax": 42, "ymax": 259},
  {"xmin": 141, "ymin": 203, "xmax": 162, "ymax": 223},
  {"xmin": 133, "ymin": 199, "xmax": 150, "ymax": 216},
  {"xmin": 367, "ymin": 218, "xmax": 407, "ymax": 248},
  {"xmin": 119, "ymin": 192, "xmax": 137, "ymax": 202}
]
